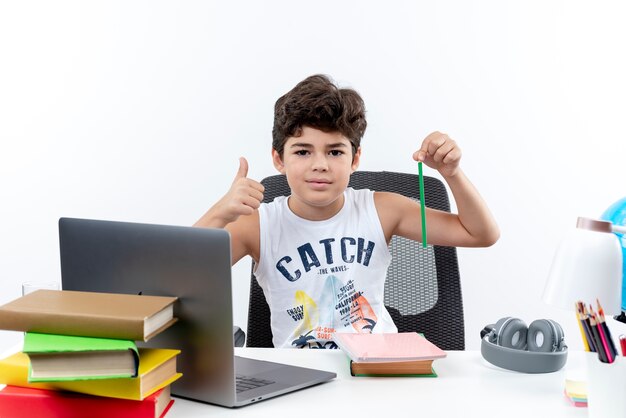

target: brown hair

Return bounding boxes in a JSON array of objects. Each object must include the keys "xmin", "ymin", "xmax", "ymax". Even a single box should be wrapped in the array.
[{"xmin": 272, "ymin": 74, "xmax": 367, "ymax": 157}]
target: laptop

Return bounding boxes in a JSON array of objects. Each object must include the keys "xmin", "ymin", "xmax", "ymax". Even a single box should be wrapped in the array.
[{"xmin": 58, "ymin": 217, "xmax": 336, "ymax": 407}]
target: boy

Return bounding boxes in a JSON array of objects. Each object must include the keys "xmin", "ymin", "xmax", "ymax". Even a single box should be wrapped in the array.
[{"xmin": 195, "ymin": 75, "xmax": 499, "ymax": 348}]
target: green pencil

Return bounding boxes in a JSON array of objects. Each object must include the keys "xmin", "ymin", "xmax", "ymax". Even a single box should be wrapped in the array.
[{"xmin": 418, "ymin": 161, "xmax": 427, "ymax": 248}]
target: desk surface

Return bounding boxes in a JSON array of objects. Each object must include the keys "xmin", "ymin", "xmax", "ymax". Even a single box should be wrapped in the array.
[{"xmin": 169, "ymin": 348, "xmax": 587, "ymax": 417}]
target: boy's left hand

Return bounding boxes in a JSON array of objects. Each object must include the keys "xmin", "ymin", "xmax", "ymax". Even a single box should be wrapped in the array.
[{"xmin": 413, "ymin": 131, "xmax": 461, "ymax": 178}]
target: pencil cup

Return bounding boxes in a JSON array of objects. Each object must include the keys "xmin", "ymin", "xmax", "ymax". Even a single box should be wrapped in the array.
[
  {"xmin": 586, "ymin": 352, "xmax": 626, "ymax": 418},
  {"xmin": 22, "ymin": 281, "xmax": 59, "ymax": 296}
]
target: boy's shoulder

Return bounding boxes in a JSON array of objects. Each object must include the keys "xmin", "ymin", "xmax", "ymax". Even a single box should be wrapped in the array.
[
  {"xmin": 257, "ymin": 195, "xmax": 288, "ymax": 220},
  {"xmin": 372, "ymin": 190, "xmax": 414, "ymax": 218},
  {"xmin": 260, "ymin": 194, "xmax": 288, "ymax": 208}
]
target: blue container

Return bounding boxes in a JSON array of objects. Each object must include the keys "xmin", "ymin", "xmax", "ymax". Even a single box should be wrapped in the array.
[{"xmin": 601, "ymin": 197, "xmax": 626, "ymax": 310}]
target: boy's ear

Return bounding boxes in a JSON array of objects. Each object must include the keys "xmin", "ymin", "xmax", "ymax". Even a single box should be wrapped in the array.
[
  {"xmin": 272, "ymin": 149, "xmax": 285, "ymax": 174},
  {"xmin": 351, "ymin": 147, "xmax": 362, "ymax": 172}
]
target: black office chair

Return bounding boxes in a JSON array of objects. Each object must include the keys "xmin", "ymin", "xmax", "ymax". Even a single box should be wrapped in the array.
[{"xmin": 245, "ymin": 171, "xmax": 465, "ymax": 350}]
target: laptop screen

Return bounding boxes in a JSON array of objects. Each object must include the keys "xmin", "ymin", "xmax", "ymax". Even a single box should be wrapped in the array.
[{"xmin": 59, "ymin": 217, "xmax": 237, "ymax": 404}]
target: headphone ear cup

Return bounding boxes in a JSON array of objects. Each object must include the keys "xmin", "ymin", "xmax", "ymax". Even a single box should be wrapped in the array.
[
  {"xmin": 527, "ymin": 319, "xmax": 563, "ymax": 352},
  {"xmin": 488, "ymin": 317, "xmax": 509, "ymax": 343},
  {"xmin": 496, "ymin": 317, "xmax": 528, "ymax": 350}
]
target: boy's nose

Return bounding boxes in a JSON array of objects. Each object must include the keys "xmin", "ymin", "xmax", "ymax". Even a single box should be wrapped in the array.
[{"xmin": 311, "ymin": 154, "xmax": 329, "ymax": 171}]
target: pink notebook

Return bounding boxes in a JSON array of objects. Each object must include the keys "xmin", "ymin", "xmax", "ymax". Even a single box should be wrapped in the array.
[{"xmin": 333, "ymin": 332, "xmax": 447, "ymax": 363}]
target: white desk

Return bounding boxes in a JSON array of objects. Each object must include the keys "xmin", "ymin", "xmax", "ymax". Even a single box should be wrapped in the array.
[{"xmin": 170, "ymin": 348, "xmax": 588, "ymax": 417}]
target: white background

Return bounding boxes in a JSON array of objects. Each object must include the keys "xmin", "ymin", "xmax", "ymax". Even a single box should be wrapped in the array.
[{"xmin": 1, "ymin": 0, "xmax": 625, "ymax": 350}]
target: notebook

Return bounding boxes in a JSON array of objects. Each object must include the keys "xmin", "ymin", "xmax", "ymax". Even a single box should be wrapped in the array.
[
  {"xmin": 333, "ymin": 332, "xmax": 446, "ymax": 362},
  {"xmin": 59, "ymin": 218, "xmax": 336, "ymax": 407}
]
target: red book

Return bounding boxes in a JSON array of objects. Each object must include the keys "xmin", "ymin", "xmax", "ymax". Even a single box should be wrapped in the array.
[{"xmin": 0, "ymin": 385, "xmax": 174, "ymax": 418}]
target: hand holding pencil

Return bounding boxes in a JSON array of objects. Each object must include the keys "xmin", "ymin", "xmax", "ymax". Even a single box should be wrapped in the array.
[
  {"xmin": 413, "ymin": 132, "xmax": 463, "ymax": 249},
  {"xmin": 411, "ymin": 131, "xmax": 499, "ymax": 248},
  {"xmin": 413, "ymin": 131, "xmax": 462, "ymax": 179}
]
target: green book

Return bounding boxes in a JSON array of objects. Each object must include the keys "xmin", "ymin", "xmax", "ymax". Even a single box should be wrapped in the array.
[{"xmin": 23, "ymin": 332, "xmax": 139, "ymax": 382}]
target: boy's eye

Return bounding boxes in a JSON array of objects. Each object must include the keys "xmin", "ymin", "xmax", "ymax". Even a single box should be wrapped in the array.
[
  {"xmin": 329, "ymin": 150, "xmax": 344, "ymax": 156},
  {"xmin": 294, "ymin": 150, "xmax": 309, "ymax": 156}
]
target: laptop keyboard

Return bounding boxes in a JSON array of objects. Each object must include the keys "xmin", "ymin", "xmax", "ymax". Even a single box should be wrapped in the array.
[{"xmin": 236, "ymin": 375, "xmax": 275, "ymax": 393}]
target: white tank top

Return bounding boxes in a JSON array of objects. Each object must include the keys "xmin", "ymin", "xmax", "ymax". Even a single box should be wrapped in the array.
[{"xmin": 255, "ymin": 187, "xmax": 397, "ymax": 349}]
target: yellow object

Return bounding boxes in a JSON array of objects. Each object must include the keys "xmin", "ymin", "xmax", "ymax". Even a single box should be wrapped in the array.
[
  {"xmin": 576, "ymin": 316, "xmax": 590, "ymax": 352},
  {"xmin": 574, "ymin": 303, "xmax": 590, "ymax": 352},
  {"xmin": 294, "ymin": 290, "xmax": 319, "ymax": 334},
  {"xmin": 0, "ymin": 348, "xmax": 181, "ymax": 400},
  {"xmin": 565, "ymin": 379, "xmax": 588, "ymax": 400}
]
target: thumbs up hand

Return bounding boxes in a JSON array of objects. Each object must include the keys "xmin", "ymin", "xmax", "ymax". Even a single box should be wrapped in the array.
[
  {"xmin": 224, "ymin": 157, "xmax": 265, "ymax": 221},
  {"xmin": 196, "ymin": 157, "xmax": 265, "ymax": 227}
]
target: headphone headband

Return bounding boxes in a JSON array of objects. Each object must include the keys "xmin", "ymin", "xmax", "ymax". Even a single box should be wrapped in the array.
[{"xmin": 481, "ymin": 336, "xmax": 568, "ymax": 373}]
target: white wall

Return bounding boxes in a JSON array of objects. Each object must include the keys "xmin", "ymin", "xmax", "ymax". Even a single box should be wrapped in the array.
[{"xmin": 1, "ymin": 0, "xmax": 625, "ymax": 350}]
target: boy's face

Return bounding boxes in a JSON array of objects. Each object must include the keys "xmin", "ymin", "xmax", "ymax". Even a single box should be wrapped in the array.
[{"xmin": 272, "ymin": 126, "xmax": 360, "ymax": 220}]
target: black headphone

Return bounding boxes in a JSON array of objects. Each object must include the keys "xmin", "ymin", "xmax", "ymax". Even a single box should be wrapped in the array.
[{"xmin": 480, "ymin": 317, "xmax": 568, "ymax": 373}]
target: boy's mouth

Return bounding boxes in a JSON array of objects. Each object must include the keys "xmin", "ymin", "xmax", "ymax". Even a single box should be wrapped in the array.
[
  {"xmin": 307, "ymin": 179, "xmax": 331, "ymax": 185},
  {"xmin": 306, "ymin": 179, "xmax": 332, "ymax": 189}
]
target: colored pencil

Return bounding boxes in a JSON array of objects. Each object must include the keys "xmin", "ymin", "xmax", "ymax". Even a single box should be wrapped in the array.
[
  {"xmin": 575, "ymin": 302, "xmax": 592, "ymax": 352},
  {"xmin": 579, "ymin": 303, "xmax": 596, "ymax": 352},
  {"xmin": 588, "ymin": 312, "xmax": 609, "ymax": 363},
  {"xmin": 596, "ymin": 299, "xmax": 618, "ymax": 359},
  {"xmin": 594, "ymin": 313, "xmax": 614, "ymax": 363},
  {"xmin": 418, "ymin": 161, "xmax": 427, "ymax": 249}
]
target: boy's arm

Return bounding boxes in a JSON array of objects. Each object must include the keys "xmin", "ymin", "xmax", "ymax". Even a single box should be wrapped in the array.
[
  {"xmin": 225, "ymin": 212, "xmax": 261, "ymax": 265},
  {"xmin": 377, "ymin": 132, "xmax": 499, "ymax": 247},
  {"xmin": 193, "ymin": 157, "xmax": 263, "ymax": 264},
  {"xmin": 436, "ymin": 167, "xmax": 500, "ymax": 247}
]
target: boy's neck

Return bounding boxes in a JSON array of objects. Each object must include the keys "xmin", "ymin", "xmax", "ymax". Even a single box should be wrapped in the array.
[{"xmin": 287, "ymin": 193, "xmax": 346, "ymax": 221}]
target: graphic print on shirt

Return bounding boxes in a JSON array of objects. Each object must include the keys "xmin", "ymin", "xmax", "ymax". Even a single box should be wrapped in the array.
[
  {"xmin": 287, "ymin": 275, "xmax": 378, "ymax": 349},
  {"xmin": 287, "ymin": 290, "xmax": 319, "ymax": 348}
]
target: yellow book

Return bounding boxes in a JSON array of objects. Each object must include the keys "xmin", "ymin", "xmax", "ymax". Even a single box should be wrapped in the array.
[
  {"xmin": 0, "ymin": 348, "xmax": 182, "ymax": 401},
  {"xmin": 565, "ymin": 379, "xmax": 588, "ymax": 400}
]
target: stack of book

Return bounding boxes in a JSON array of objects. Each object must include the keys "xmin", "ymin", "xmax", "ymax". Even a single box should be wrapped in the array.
[
  {"xmin": 0, "ymin": 289, "xmax": 181, "ymax": 418},
  {"xmin": 564, "ymin": 379, "xmax": 588, "ymax": 408},
  {"xmin": 333, "ymin": 332, "xmax": 447, "ymax": 377}
]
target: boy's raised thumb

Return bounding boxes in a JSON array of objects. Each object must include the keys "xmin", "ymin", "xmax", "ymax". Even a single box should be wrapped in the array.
[{"xmin": 234, "ymin": 157, "xmax": 249, "ymax": 180}]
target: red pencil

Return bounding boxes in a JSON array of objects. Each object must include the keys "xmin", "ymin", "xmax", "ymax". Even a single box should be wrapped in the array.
[
  {"xmin": 590, "ymin": 306, "xmax": 613, "ymax": 363},
  {"xmin": 588, "ymin": 308, "xmax": 610, "ymax": 363},
  {"xmin": 596, "ymin": 299, "xmax": 618, "ymax": 358}
]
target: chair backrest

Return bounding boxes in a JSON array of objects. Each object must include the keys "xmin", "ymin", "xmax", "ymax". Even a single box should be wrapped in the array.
[{"xmin": 246, "ymin": 171, "xmax": 465, "ymax": 350}]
